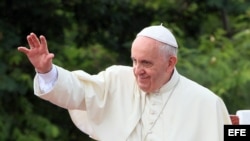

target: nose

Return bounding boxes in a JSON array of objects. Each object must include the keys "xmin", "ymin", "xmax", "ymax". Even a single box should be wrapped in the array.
[{"xmin": 133, "ymin": 63, "xmax": 144, "ymax": 75}]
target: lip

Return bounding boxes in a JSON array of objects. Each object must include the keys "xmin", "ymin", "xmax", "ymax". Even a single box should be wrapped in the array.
[
  {"xmin": 137, "ymin": 76, "xmax": 149, "ymax": 83},
  {"xmin": 139, "ymin": 77, "xmax": 148, "ymax": 79}
]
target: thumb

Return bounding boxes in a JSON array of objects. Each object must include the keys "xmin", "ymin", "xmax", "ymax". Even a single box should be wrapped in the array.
[
  {"xmin": 17, "ymin": 47, "xmax": 29, "ymax": 54},
  {"xmin": 46, "ymin": 53, "xmax": 55, "ymax": 61}
]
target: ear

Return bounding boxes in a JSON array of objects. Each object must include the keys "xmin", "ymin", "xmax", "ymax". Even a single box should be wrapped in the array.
[{"xmin": 167, "ymin": 56, "xmax": 177, "ymax": 71}]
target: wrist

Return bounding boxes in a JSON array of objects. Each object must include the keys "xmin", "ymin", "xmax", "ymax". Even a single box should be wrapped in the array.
[{"xmin": 35, "ymin": 65, "xmax": 53, "ymax": 74}]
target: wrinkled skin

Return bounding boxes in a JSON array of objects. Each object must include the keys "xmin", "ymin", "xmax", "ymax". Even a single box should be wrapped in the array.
[{"xmin": 131, "ymin": 36, "xmax": 177, "ymax": 93}]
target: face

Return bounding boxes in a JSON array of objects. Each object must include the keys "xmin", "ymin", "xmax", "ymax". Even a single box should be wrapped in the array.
[{"xmin": 131, "ymin": 36, "xmax": 176, "ymax": 93}]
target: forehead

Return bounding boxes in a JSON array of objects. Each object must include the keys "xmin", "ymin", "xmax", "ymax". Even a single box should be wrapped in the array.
[{"xmin": 131, "ymin": 36, "xmax": 161, "ymax": 58}]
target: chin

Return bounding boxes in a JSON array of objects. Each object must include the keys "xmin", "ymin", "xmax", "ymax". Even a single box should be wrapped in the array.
[{"xmin": 139, "ymin": 85, "xmax": 149, "ymax": 92}]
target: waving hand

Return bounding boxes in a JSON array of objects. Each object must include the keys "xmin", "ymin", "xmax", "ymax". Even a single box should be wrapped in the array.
[{"xmin": 18, "ymin": 33, "xmax": 54, "ymax": 73}]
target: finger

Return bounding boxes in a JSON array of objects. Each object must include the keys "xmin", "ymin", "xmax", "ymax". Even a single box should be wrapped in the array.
[
  {"xmin": 17, "ymin": 47, "xmax": 30, "ymax": 54},
  {"xmin": 40, "ymin": 35, "xmax": 48, "ymax": 50},
  {"xmin": 45, "ymin": 53, "xmax": 55, "ymax": 62},
  {"xmin": 30, "ymin": 33, "xmax": 41, "ymax": 48},
  {"xmin": 27, "ymin": 34, "xmax": 35, "ymax": 49}
]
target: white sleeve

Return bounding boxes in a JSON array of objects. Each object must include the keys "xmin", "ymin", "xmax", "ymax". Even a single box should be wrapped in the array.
[{"xmin": 37, "ymin": 65, "xmax": 58, "ymax": 93}]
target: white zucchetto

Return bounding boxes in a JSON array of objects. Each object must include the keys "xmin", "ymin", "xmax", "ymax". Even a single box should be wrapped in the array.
[{"xmin": 137, "ymin": 24, "xmax": 178, "ymax": 48}]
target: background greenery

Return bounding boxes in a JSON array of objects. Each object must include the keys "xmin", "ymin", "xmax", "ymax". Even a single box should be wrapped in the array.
[{"xmin": 0, "ymin": 0, "xmax": 250, "ymax": 140}]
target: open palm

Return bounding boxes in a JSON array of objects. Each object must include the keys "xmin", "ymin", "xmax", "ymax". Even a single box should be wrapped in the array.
[{"xmin": 18, "ymin": 33, "xmax": 54, "ymax": 73}]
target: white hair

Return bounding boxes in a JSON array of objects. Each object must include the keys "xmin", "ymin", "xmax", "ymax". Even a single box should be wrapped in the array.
[{"xmin": 157, "ymin": 41, "xmax": 178, "ymax": 59}]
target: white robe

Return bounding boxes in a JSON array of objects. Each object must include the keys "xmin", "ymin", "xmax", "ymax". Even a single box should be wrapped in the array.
[{"xmin": 33, "ymin": 65, "xmax": 232, "ymax": 141}]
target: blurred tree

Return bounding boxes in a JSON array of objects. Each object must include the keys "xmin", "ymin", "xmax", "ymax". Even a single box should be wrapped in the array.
[{"xmin": 0, "ymin": 0, "xmax": 249, "ymax": 140}]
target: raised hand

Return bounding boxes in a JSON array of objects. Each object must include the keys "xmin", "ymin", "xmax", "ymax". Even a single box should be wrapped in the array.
[{"xmin": 18, "ymin": 33, "xmax": 54, "ymax": 73}]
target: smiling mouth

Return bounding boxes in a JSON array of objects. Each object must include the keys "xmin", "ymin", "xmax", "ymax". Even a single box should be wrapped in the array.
[{"xmin": 138, "ymin": 77, "xmax": 149, "ymax": 83}]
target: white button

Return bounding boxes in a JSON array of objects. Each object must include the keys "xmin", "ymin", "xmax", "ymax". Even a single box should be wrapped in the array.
[
  {"xmin": 149, "ymin": 121, "xmax": 154, "ymax": 125},
  {"xmin": 150, "ymin": 110, "xmax": 157, "ymax": 115}
]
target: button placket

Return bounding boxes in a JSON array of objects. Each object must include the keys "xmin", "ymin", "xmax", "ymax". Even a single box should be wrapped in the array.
[{"xmin": 146, "ymin": 93, "xmax": 162, "ymax": 133}]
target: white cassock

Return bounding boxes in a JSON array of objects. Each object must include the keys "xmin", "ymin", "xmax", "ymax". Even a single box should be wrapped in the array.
[{"xmin": 34, "ymin": 65, "xmax": 232, "ymax": 141}]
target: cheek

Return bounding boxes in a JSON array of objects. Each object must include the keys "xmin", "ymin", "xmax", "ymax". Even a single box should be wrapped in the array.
[
  {"xmin": 150, "ymin": 72, "xmax": 161, "ymax": 82},
  {"xmin": 150, "ymin": 68, "xmax": 167, "ymax": 82}
]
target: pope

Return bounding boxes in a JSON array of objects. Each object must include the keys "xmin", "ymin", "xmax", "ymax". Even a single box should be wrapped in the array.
[{"xmin": 18, "ymin": 24, "xmax": 232, "ymax": 141}]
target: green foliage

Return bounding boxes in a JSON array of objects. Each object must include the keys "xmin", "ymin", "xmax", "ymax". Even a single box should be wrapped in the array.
[
  {"xmin": 0, "ymin": 0, "xmax": 250, "ymax": 140},
  {"xmin": 177, "ymin": 27, "xmax": 250, "ymax": 114},
  {"xmin": 0, "ymin": 96, "xmax": 60, "ymax": 141},
  {"xmin": 53, "ymin": 43, "xmax": 118, "ymax": 74}
]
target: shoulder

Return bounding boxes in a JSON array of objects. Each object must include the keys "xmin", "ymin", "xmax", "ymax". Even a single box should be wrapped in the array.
[
  {"xmin": 103, "ymin": 65, "xmax": 134, "ymax": 80},
  {"xmin": 104, "ymin": 65, "xmax": 133, "ymax": 76},
  {"xmin": 179, "ymin": 75, "xmax": 220, "ymax": 100},
  {"xmin": 106, "ymin": 65, "xmax": 133, "ymax": 71}
]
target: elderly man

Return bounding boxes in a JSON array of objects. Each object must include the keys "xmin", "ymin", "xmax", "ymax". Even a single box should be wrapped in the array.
[{"xmin": 18, "ymin": 24, "xmax": 232, "ymax": 141}]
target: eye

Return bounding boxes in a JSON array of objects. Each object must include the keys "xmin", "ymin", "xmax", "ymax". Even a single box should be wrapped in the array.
[
  {"xmin": 141, "ymin": 61, "xmax": 153, "ymax": 68},
  {"xmin": 131, "ymin": 58, "xmax": 153, "ymax": 68}
]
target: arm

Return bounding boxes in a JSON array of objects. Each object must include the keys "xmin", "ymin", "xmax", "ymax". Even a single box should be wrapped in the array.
[
  {"xmin": 37, "ymin": 65, "xmax": 58, "ymax": 93},
  {"xmin": 18, "ymin": 33, "xmax": 98, "ymax": 110}
]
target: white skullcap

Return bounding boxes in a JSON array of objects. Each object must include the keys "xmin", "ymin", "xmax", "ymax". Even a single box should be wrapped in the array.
[{"xmin": 137, "ymin": 24, "xmax": 178, "ymax": 48}]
